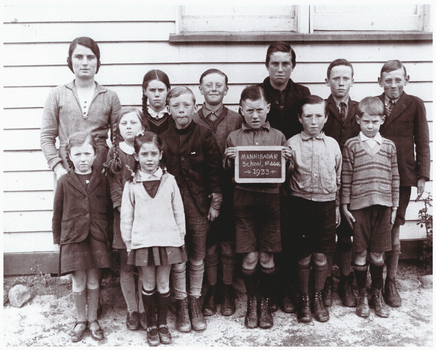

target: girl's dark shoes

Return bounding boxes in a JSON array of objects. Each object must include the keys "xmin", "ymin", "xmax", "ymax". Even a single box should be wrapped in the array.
[
  {"xmin": 126, "ymin": 311, "xmax": 140, "ymax": 330},
  {"xmin": 147, "ymin": 326, "xmax": 160, "ymax": 347},
  {"xmin": 158, "ymin": 324, "xmax": 172, "ymax": 344},
  {"xmin": 88, "ymin": 320, "xmax": 104, "ymax": 341},
  {"xmin": 70, "ymin": 321, "xmax": 87, "ymax": 342}
]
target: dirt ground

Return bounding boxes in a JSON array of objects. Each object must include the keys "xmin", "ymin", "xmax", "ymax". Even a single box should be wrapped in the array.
[{"xmin": 2, "ymin": 260, "xmax": 433, "ymax": 347}]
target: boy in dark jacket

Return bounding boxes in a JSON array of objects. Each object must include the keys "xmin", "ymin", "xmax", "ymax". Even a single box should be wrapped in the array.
[
  {"xmin": 377, "ymin": 60, "xmax": 430, "ymax": 307},
  {"xmin": 160, "ymin": 86, "xmax": 223, "ymax": 332}
]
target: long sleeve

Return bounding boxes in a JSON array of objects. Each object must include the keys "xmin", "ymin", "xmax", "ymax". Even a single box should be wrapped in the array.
[
  {"xmin": 120, "ymin": 182, "xmax": 134, "ymax": 251},
  {"xmin": 52, "ymin": 177, "xmax": 65, "ymax": 244},
  {"xmin": 204, "ymin": 129, "xmax": 223, "ymax": 194},
  {"xmin": 391, "ymin": 146, "xmax": 401, "ymax": 208},
  {"xmin": 414, "ymin": 99, "xmax": 431, "ymax": 181},
  {"xmin": 40, "ymin": 89, "xmax": 63, "ymax": 170},
  {"xmin": 335, "ymin": 144, "xmax": 342, "ymax": 206},
  {"xmin": 106, "ymin": 148, "xmax": 124, "ymax": 209},
  {"xmin": 341, "ymin": 143, "xmax": 354, "ymax": 205},
  {"xmin": 171, "ymin": 178, "xmax": 186, "ymax": 240}
]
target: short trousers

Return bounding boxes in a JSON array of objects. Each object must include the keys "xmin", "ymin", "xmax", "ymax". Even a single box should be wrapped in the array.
[
  {"xmin": 233, "ymin": 188, "xmax": 281, "ymax": 254},
  {"xmin": 351, "ymin": 205, "xmax": 392, "ymax": 253},
  {"xmin": 288, "ymin": 196, "xmax": 337, "ymax": 259},
  {"xmin": 395, "ymin": 186, "xmax": 411, "ymax": 226},
  {"xmin": 180, "ymin": 187, "xmax": 209, "ymax": 261}
]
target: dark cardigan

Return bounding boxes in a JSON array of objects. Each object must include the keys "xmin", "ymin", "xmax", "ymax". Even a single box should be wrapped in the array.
[{"xmin": 160, "ymin": 120, "xmax": 222, "ymax": 216}]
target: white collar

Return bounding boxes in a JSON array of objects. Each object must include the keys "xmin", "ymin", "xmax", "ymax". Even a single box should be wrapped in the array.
[
  {"xmin": 139, "ymin": 167, "xmax": 163, "ymax": 181},
  {"xmin": 119, "ymin": 141, "xmax": 135, "ymax": 155},
  {"xmin": 148, "ymin": 106, "xmax": 167, "ymax": 120},
  {"xmin": 359, "ymin": 132, "xmax": 382, "ymax": 145}
]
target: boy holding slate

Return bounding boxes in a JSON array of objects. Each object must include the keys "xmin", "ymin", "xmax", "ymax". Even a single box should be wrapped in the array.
[
  {"xmin": 224, "ymin": 85, "xmax": 292, "ymax": 329},
  {"xmin": 286, "ymin": 95, "xmax": 342, "ymax": 323}
]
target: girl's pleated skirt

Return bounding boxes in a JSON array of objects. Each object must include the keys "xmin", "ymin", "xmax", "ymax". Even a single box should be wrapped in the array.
[{"xmin": 128, "ymin": 246, "xmax": 187, "ymax": 266}]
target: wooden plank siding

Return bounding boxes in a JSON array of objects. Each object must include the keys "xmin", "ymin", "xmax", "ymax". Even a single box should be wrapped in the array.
[{"xmin": 2, "ymin": 4, "xmax": 433, "ymax": 274}]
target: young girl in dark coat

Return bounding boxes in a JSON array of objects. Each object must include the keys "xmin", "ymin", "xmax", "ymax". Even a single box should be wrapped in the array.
[
  {"xmin": 104, "ymin": 107, "xmax": 149, "ymax": 330},
  {"xmin": 52, "ymin": 131, "xmax": 112, "ymax": 342}
]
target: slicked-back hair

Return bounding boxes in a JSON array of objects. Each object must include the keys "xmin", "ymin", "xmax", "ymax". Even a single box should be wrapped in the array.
[
  {"xmin": 327, "ymin": 58, "xmax": 354, "ymax": 79},
  {"xmin": 265, "ymin": 41, "xmax": 296, "ymax": 69}
]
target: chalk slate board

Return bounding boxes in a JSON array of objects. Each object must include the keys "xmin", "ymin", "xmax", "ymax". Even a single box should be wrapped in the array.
[{"xmin": 235, "ymin": 146, "xmax": 285, "ymax": 183}]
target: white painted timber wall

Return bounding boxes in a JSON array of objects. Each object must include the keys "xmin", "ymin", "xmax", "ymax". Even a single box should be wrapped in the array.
[{"xmin": 2, "ymin": 3, "xmax": 432, "ymax": 255}]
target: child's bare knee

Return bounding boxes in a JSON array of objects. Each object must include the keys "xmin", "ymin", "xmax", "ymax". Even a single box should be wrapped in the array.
[
  {"xmin": 243, "ymin": 252, "xmax": 259, "ymax": 269},
  {"xmin": 259, "ymin": 251, "xmax": 274, "ymax": 268},
  {"xmin": 370, "ymin": 252, "xmax": 384, "ymax": 263},
  {"xmin": 313, "ymin": 252, "xmax": 327, "ymax": 266},
  {"xmin": 298, "ymin": 255, "xmax": 312, "ymax": 266}
]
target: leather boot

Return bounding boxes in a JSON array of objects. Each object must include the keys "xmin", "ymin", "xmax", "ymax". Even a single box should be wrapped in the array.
[
  {"xmin": 297, "ymin": 294, "xmax": 312, "ymax": 323},
  {"xmin": 338, "ymin": 274, "xmax": 357, "ymax": 307},
  {"xmin": 384, "ymin": 277, "xmax": 402, "ymax": 307},
  {"xmin": 189, "ymin": 296, "xmax": 207, "ymax": 331},
  {"xmin": 322, "ymin": 276, "xmax": 333, "ymax": 307},
  {"xmin": 175, "ymin": 298, "xmax": 191, "ymax": 332},
  {"xmin": 244, "ymin": 295, "xmax": 258, "ymax": 329},
  {"xmin": 258, "ymin": 296, "xmax": 273, "ymax": 329},
  {"xmin": 356, "ymin": 287, "xmax": 370, "ymax": 318},
  {"xmin": 221, "ymin": 284, "xmax": 236, "ymax": 316},
  {"xmin": 201, "ymin": 285, "xmax": 217, "ymax": 316},
  {"xmin": 370, "ymin": 288, "xmax": 390, "ymax": 318},
  {"xmin": 313, "ymin": 291, "xmax": 329, "ymax": 322}
]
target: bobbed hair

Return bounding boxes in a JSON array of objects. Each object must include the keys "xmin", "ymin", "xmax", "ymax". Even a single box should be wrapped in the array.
[
  {"xmin": 265, "ymin": 41, "xmax": 296, "ymax": 69},
  {"xmin": 131, "ymin": 131, "xmax": 164, "ymax": 177},
  {"xmin": 67, "ymin": 37, "xmax": 101, "ymax": 74},
  {"xmin": 65, "ymin": 131, "xmax": 98, "ymax": 169},
  {"xmin": 357, "ymin": 96, "xmax": 385, "ymax": 118}
]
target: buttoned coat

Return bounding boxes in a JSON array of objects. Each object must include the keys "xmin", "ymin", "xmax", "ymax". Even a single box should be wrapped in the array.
[
  {"xmin": 323, "ymin": 95, "xmax": 360, "ymax": 150},
  {"xmin": 52, "ymin": 168, "xmax": 112, "ymax": 245},
  {"xmin": 377, "ymin": 92, "xmax": 430, "ymax": 186}
]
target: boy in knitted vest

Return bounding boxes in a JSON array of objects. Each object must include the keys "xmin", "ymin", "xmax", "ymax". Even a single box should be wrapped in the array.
[{"xmin": 341, "ymin": 97, "xmax": 400, "ymax": 318}]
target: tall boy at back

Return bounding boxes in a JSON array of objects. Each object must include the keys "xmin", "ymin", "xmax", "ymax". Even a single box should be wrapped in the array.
[
  {"xmin": 160, "ymin": 86, "xmax": 223, "ymax": 332},
  {"xmin": 322, "ymin": 58, "xmax": 360, "ymax": 308},
  {"xmin": 193, "ymin": 69, "xmax": 243, "ymax": 317},
  {"xmin": 287, "ymin": 95, "xmax": 342, "ymax": 323},
  {"xmin": 342, "ymin": 97, "xmax": 400, "ymax": 318},
  {"xmin": 224, "ymin": 85, "xmax": 292, "ymax": 329},
  {"xmin": 377, "ymin": 60, "xmax": 430, "ymax": 307}
]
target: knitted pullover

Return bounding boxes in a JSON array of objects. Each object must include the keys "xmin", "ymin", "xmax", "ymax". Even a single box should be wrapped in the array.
[
  {"xmin": 120, "ymin": 171, "xmax": 186, "ymax": 252},
  {"xmin": 341, "ymin": 135, "xmax": 400, "ymax": 210}
]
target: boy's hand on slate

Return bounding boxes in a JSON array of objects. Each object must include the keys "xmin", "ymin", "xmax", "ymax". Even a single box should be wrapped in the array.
[
  {"xmin": 224, "ymin": 147, "xmax": 237, "ymax": 160},
  {"xmin": 341, "ymin": 204, "xmax": 355, "ymax": 229},
  {"xmin": 282, "ymin": 146, "xmax": 294, "ymax": 161}
]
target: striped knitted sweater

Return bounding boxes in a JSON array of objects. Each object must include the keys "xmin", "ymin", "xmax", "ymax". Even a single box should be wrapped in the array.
[{"xmin": 341, "ymin": 135, "xmax": 400, "ymax": 210}]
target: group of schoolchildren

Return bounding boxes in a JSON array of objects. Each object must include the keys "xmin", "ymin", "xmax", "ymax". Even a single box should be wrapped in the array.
[{"xmin": 52, "ymin": 42, "xmax": 430, "ymax": 345}]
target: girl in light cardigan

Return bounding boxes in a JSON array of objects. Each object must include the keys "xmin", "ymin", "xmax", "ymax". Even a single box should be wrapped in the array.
[{"xmin": 120, "ymin": 131, "xmax": 186, "ymax": 346}]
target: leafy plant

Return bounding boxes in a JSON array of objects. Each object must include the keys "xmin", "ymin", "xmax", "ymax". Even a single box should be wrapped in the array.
[{"xmin": 417, "ymin": 192, "xmax": 433, "ymax": 273}]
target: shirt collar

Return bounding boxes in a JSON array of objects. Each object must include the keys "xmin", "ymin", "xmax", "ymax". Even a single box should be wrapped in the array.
[
  {"xmin": 139, "ymin": 167, "xmax": 163, "ymax": 181},
  {"xmin": 384, "ymin": 95, "xmax": 400, "ymax": 105},
  {"xmin": 359, "ymin": 131, "xmax": 382, "ymax": 144},
  {"xmin": 119, "ymin": 141, "xmax": 134, "ymax": 155},
  {"xmin": 301, "ymin": 131, "xmax": 325, "ymax": 141},
  {"xmin": 241, "ymin": 121, "xmax": 270, "ymax": 132},
  {"xmin": 147, "ymin": 106, "xmax": 167, "ymax": 120},
  {"xmin": 332, "ymin": 96, "xmax": 350, "ymax": 109},
  {"xmin": 202, "ymin": 103, "xmax": 224, "ymax": 118}
]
